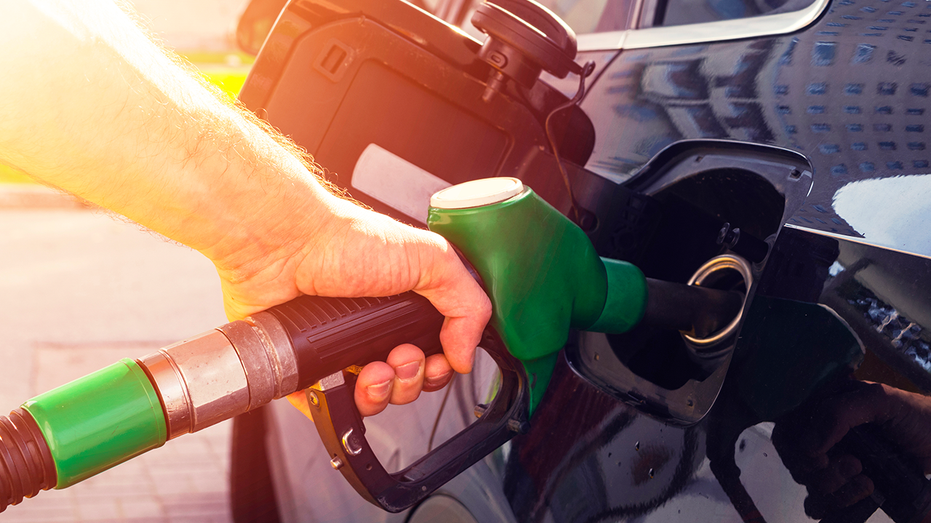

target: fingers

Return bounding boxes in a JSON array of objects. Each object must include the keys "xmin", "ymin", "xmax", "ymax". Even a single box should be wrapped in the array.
[
  {"xmin": 810, "ymin": 454, "xmax": 863, "ymax": 495},
  {"xmin": 385, "ymin": 344, "xmax": 425, "ymax": 405},
  {"xmin": 354, "ymin": 360, "xmax": 397, "ymax": 417},
  {"xmin": 773, "ymin": 382, "xmax": 890, "ymax": 480},
  {"xmin": 773, "ymin": 420, "xmax": 830, "ymax": 484},
  {"xmin": 423, "ymin": 354, "xmax": 454, "ymax": 392},
  {"xmin": 771, "ymin": 382, "xmax": 895, "ymax": 520},
  {"xmin": 439, "ymin": 312, "xmax": 488, "ymax": 374},
  {"xmin": 776, "ymin": 417, "xmax": 875, "ymax": 519},
  {"xmin": 804, "ymin": 474, "xmax": 875, "ymax": 520},
  {"xmin": 288, "ymin": 349, "xmax": 455, "ymax": 421},
  {"xmin": 352, "ymin": 345, "xmax": 455, "ymax": 417},
  {"xmin": 801, "ymin": 382, "xmax": 891, "ymax": 457}
]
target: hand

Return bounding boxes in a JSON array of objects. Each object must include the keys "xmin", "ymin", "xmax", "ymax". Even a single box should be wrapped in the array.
[
  {"xmin": 0, "ymin": 1, "xmax": 491, "ymax": 419},
  {"xmin": 772, "ymin": 381, "xmax": 931, "ymax": 519},
  {"xmin": 212, "ymin": 195, "xmax": 492, "ymax": 417}
]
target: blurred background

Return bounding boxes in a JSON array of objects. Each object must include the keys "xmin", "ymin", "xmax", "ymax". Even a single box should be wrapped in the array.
[
  {"xmin": 1, "ymin": 1, "xmax": 252, "ymax": 522},
  {"xmin": 0, "ymin": 0, "xmax": 254, "ymax": 185}
]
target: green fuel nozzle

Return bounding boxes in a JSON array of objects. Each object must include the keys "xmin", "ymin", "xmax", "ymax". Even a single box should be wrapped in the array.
[
  {"xmin": 427, "ymin": 178, "xmax": 648, "ymax": 414},
  {"xmin": 0, "ymin": 177, "xmax": 743, "ymax": 514}
]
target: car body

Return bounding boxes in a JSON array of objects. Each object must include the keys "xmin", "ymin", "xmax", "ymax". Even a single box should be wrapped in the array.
[{"xmin": 231, "ymin": 0, "xmax": 931, "ymax": 521}]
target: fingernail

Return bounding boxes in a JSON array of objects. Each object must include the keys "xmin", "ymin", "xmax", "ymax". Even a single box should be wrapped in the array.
[
  {"xmin": 396, "ymin": 361, "xmax": 421, "ymax": 381},
  {"xmin": 425, "ymin": 370, "xmax": 454, "ymax": 389},
  {"xmin": 367, "ymin": 380, "xmax": 391, "ymax": 401}
]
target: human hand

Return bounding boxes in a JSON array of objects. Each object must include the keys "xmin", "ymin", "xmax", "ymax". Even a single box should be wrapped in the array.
[
  {"xmin": 772, "ymin": 381, "xmax": 931, "ymax": 519},
  {"xmin": 0, "ymin": 0, "xmax": 490, "ymax": 420},
  {"xmin": 211, "ymin": 193, "xmax": 492, "ymax": 418}
]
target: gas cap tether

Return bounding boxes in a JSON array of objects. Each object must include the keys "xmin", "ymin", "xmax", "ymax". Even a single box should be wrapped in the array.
[
  {"xmin": 471, "ymin": 1, "xmax": 596, "ymax": 225},
  {"xmin": 472, "ymin": 0, "xmax": 584, "ymax": 102}
]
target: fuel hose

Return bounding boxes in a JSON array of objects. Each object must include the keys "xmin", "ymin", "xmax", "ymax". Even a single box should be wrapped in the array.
[
  {"xmin": 1, "ymin": 177, "xmax": 751, "ymax": 513},
  {"xmin": 0, "ymin": 292, "xmax": 443, "ymax": 512}
]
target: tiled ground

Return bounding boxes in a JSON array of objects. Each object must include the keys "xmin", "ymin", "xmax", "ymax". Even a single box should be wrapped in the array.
[
  {"xmin": 1, "ymin": 191, "xmax": 232, "ymax": 522},
  {"xmin": 1, "ymin": 4, "xmax": 252, "ymax": 520},
  {"xmin": 3, "ymin": 422, "xmax": 232, "ymax": 523}
]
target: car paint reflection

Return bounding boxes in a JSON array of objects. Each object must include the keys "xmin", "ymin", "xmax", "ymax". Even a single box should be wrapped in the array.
[
  {"xmin": 584, "ymin": 0, "xmax": 931, "ymax": 244},
  {"xmin": 832, "ymin": 173, "xmax": 931, "ymax": 256}
]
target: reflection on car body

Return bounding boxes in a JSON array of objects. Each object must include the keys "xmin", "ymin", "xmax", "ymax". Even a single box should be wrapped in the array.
[{"xmin": 232, "ymin": 0, "xmax": 931, "ymax": 521}]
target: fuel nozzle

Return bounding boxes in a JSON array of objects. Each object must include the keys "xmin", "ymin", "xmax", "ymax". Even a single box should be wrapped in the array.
[
  {"xmin": 2, "ymin": 177, "xmax": 747, "ymax": 514},
  {"xmin": 1, "ymin": 293, "xmax": 444, "ymax": 513},
  {"xmin": 427, "ymin": 178, "xmax": 747, "ymax": 413}
]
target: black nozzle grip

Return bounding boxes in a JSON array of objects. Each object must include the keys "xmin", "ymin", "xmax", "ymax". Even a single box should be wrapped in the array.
[
  {"xmin": 308, "ymin": 329, "xmax": 529, "ymax": 513},
  {"xmin": 821, "ymin": 423, "xmax": 931, "ymax": 523},
  {"xmin": 268, "ymin": 293, "xmax": 530, "ymax": 512},
  {"xmin": 266, "ymin": 293, "xmax": 445, "ymax": 390}
]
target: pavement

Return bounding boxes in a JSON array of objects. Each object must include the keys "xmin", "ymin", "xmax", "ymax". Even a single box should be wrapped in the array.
[
  {"xmin": 0, "ymin": 3, "xmax": 260, "ymax": 521},
  {"xmin": 0, "ymin": 185, "xmax": 234, "ymax": 522}
]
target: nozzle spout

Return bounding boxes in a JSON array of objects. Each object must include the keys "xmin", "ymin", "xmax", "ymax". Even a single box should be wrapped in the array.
[{"xmin": 640, "ymin": 278, "xmax": 745, "ymax": 338}]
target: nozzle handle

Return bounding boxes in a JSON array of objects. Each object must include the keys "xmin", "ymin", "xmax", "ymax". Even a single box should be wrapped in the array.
[
  {"xmin": 822, "ymin": 423, "xmax": 931, "ymax": 523},
  {"xmin": 307, "ymin": 328, "xmax": 529, "ymax": 513},
  {"xmin": 1, "ymin": 292, "xmax": 448, "ymax": 514},
  {"xmin": 265, "ymin": 293, "xmax": 446, "ymax": 390},
  {"xmin": 265, "ymin": 292, "xmax": 530, "ymax": 513}
]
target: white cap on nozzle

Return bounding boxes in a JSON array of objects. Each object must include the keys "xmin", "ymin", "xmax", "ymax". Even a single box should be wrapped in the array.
[{"xmin": 429, "ymin": 177, "xmax": 524, "ymax": 209}]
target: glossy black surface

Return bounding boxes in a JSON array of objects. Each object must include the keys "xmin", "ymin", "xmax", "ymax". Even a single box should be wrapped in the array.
[
  {"xmin": 239, "ymin": 0, "xmax": 595, "ymax": 225},
  {"xmin": 501, "ymin": 2, "xmax": 931, "ymax": 518},
  {"xmin": 585, "ymin": 0, "xmax": 931, "ymax": 250},
  {"xmin": 237, "ymin": 0, "xmax": 931, "ymax": 521}
]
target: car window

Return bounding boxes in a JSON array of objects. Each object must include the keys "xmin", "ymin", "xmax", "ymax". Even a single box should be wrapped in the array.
[
  {"xmin": 531, "ymin": 0, "xmax": 807, "ymax": 34},
  {"xmin": 433, "ymin": 0, "xmax": 638, "ymax": 38},
  {"xmin": 650, "ymin": 0, "xmax": 785, "ymax": 27},
  {"xmin": 436, "ymin": 0, "xmax": 822, "ymax": 43},
  {"xmin": 644, "ymin": 0, "xmax": 812, "ymax": 27},
  {"xmin": 533, "ymin": 0, "xmax": 637, "ymax": 34}
]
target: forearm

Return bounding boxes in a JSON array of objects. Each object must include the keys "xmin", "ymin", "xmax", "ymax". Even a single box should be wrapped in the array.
[
  {"xmin": 0, "ymin": 1, "xmax": 491, "ymax": 381},
  {"xmin": 0, "ymin": 0, "xmax": 338, "ymax": 267},
  {"xmin": 0, "ymin": 1, "xmax": 491, "ymax": 418}
]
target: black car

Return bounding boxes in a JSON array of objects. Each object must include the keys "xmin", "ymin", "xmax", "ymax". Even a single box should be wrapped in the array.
[{"xmin": 230, "ymin": 0, "xmax": 931, "ymax": 521}]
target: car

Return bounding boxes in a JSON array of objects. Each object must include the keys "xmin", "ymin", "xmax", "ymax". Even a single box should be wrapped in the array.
[{"xmin": 229, "ymin": 0, "xmax": 931, "ymax": 521}]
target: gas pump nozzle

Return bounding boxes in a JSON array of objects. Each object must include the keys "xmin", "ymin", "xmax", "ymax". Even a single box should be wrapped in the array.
[{"xmin": 0, "ymin": 177, "xmax": 741, "ymax": 513}]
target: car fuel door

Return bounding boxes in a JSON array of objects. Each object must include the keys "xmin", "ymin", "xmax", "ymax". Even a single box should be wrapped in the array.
[
  {"xmin": 566, "ymin": 139, "xmax": 814, "ymax": 426},
  {"xmin": 239, "ymin": 0, "xmax": 595, "ymax": 226}
]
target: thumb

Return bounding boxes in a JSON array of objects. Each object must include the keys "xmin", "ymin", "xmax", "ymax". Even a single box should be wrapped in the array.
[{"xmin": 412, "ymin": 239, "xmax": 491, "ymax": 374}]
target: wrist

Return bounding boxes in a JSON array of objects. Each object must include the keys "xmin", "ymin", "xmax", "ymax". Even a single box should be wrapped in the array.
[{"xmin": 199, "ymin": 157, "xmax": 346, "ymax": 286}]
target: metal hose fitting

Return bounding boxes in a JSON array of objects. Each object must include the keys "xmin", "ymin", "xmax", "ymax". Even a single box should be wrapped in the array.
[
  {"xmin": 139, "ymin": 312, "xmax": 298, "ymax": 440},
  {"xmin": 0, "ymin": 408, "xmax": 56, "ymax": 512}
]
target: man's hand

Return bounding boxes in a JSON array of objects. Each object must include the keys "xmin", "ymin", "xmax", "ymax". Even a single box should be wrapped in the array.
[
  {"xmin": 214, "ymin": 196, "xmax": 491, "ymax": 417},
  {"xmin": 0, "ymin": 0, "xmax": 491, "ymax": 418},
  {"xmin": 772, "ymin": 381, "xmax": 931, "ymax": 519}
]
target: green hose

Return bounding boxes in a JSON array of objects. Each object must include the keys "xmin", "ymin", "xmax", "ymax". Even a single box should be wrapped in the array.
[{"xmin": 22, "ymin": 358, "xmax": 167, "ymax": 488}]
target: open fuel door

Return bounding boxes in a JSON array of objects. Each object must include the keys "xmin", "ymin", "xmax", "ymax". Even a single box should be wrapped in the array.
[
  {"xmin": 567, "ymin": 140, "xmax": 814, "ymax": 425},
  {"xmin": 239, "ymin": 0, "xmax": 595, "ymax": 226}
]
